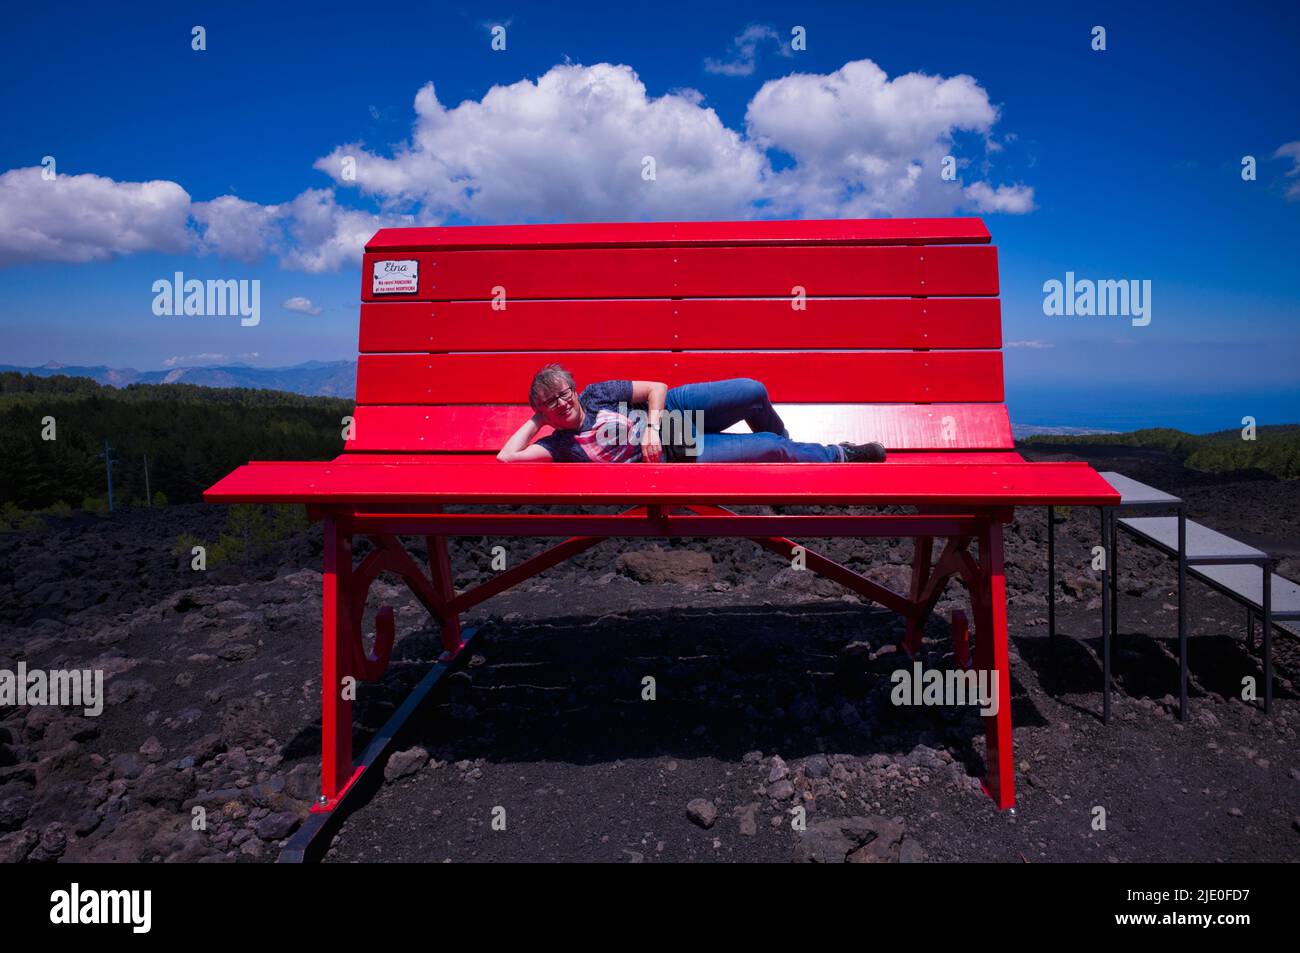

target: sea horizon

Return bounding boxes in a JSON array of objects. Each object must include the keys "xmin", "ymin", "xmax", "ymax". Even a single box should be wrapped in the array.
[{"xmin": 1006, "ymin": 383, "xmax": 1300, "ymax": 436}]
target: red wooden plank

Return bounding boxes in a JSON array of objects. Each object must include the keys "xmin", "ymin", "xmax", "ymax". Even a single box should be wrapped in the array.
[
  {"xmin": 356, "ymin": 352, "xmax": 1003, "ymax": 405},
  {"xmin": 347, "ymin": 405, "xmax": 528, "ymax": 452},
  {"xmin": 358, "ymin": 353, "xmax": 657, "ymax": 405},
  {"xmin": 205, "ymin": 460, "xmax": 1120, "ymax": 507},
  {"xmin": 366, "ymin": 218, "xmax": 991, "ymax": 252},
  {"xmin": 360, "ymin": 245, "xmax": 999, "ymax": 301},
  {"xmin": 360, "ymin": 300, "xmax": 663, "ymax": 352},
  {"xmin": 754, "ymin": 403, "xmax": 1011, "ymax": 449},
  {"xmin": 345, "ymin": 403, "xmax": 1013, "ymax": 452},
  {"xmin": 358, "ymin": 298, "xmax": 1002, "ymax": 352},
  {"xmin": 345, "ymin": 513, "xmax": 1001, "ymax": 543}
]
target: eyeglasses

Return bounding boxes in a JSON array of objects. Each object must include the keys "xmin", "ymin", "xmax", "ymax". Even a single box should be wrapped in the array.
[{"xmin": 541, "ymin": 388, "xmax": 574, "ymax": 410}]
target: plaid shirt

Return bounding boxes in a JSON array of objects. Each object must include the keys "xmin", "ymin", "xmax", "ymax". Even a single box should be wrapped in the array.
[{"xmin": 534, "ymin": 380, "xmax": 646, "ymax": 462}]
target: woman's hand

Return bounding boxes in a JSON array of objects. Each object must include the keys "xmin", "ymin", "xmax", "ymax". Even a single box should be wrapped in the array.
[
  {"xmin": 640, "ymin": 425, "xmax": 663, "ymax": 463},
  {"xmin": 497, "ymin": 412, "xmax": 550, "ymax": 462}
]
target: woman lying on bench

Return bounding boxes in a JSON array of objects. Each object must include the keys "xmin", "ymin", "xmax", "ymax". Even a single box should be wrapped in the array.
[{"xmin": 498, "ymin": 363, "xmax": 887, "ymax": 464}]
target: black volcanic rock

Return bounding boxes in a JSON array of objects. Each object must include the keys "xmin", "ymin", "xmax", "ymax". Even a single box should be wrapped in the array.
[{"xmin": 0, "ymin": 442, "xmax": 1297, "ymax": 863}]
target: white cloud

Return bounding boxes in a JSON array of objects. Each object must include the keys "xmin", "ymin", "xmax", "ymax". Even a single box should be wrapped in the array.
[
  {"xmin": 191, "ymin": 195, "xmax": 283, "ymax": 262},
  {"xmin": 704, "ymin": 25, "xmax": 786, "ymax": 77},
  {"xmin": 0, "ymin": 167, "xmax": 192, "ymax": 266},
  {"xmin": 745, "ymin": 59, "xmax": 1032, "ymax": 217},
  {"xmin": 276, "ymin": 189, "xmax": 403, "ymax": 273},
  {"xmin": 0, "ymin": 167, "xmax": 398, "ymax": 273},
  {"xmin": 314, "ymin": 64, "xmax": 769, "ymax": 222},
  {"xmin": 1, "ymin": 57, "xmax": 1035, "ymax": 272},
  {"xmin": 964, "ymin": 181, "xmax": 1036, "ymax": 214},
  {"xmin": 192, "ymin": 189, "xmax": 403, "ymax": 273},
  {"xmin": 282, "ymin": 296, "xmax": 322, "ymax": 315},
  {"xmin": 163, "ymin": 352, "xmax": 258, "ymax": 367},
  {"xmin": 1005, "ymin": 340, "xmax": 1054, "ymax": 349},
  {"xmin": 1273, "ymin": 140, "xmax": 1300, "ymax": 201},
  {"xmin": 316, "ymin": 59, "xmax": 1030, "ymax": 223}
]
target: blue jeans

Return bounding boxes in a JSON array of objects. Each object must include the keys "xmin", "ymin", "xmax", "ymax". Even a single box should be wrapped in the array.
[{"xmin": 661, "ymin": 378, "xmax": 845, "ymax": 462}]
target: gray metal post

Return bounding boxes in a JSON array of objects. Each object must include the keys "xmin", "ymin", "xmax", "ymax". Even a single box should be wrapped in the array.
[
  {"xmin": 1101, "ymin": 507, "xmax": 1111, "ymax": 724},
  {"xmin": 144, "ymin": 452, "xmax": 151, "ymax": 507},
  {"xmin": 1177, "ymin": 506, "xmax": 1187, "ymax": 721},
  {"xmin": 1110, "ymin": 511, "xmax": 1119, "ymax": 640},
  {"xmin": 1262, "ymin": 560, "xmax": 1272, "ymax": 714},
  {"xmin": 1047, "ymin": 506, "xmax": 1056, "ymax": 649}
]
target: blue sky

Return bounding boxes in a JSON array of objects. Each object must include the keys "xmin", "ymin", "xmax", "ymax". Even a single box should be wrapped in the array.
[{"xmin": 1, "ymin": 1, "xmax": 1297, "ymax": 428}]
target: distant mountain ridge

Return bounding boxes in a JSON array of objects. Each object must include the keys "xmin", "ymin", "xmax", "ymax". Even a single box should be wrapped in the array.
[
  {"xmin": 1011, "ymin": 423, "xmax": 1119, "ymax": 438},
  {"xmin": 0, "ymin": 363, "xmax": 1133, "ymax": 436},
  {"xmin": 0, "ymin": 360, "xmax": 357, "ymax": 398}
]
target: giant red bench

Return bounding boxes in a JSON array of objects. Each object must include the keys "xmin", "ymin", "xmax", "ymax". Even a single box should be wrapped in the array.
[{"xmin": 205, "ymin": 217, "xmax": 1120, "ymax": 831}]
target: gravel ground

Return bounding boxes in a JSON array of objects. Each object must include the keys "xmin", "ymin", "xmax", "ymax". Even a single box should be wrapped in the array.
[{"xmin": 1, "ymin": 443, "xmax": 1297, "ymax": 863}]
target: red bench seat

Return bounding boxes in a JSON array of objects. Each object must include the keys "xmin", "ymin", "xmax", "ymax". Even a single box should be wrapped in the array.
[{"xmin": 207, "ymin": 459, "xmax": 1112, "ymax": 507}]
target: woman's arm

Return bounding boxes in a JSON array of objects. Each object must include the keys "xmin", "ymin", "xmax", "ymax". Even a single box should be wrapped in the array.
[
  {"xmin": 497, "ymin": 413, "xmax": 555, "ymax": 462},
  {"xmin": 630, "ymin": 380, "xmax": 668, "ymax": 427},
  {"xmin": 630, "ymin": 380, "xmax": 668, "ymax": 462}
]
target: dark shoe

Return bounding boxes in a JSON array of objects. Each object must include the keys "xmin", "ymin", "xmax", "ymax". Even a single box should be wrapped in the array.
[{"xmin": 838, "ymin": 441, "xmax": 887, "ymax": 463}]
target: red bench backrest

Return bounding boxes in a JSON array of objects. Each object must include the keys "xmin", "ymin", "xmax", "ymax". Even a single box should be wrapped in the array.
[{"xmin": 347, "ymin": 218, "xmax": 1009, "ymax": 456}]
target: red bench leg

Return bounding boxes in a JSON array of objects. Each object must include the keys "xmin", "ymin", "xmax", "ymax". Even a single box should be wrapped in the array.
[
  {"xmin": 975, "ymin": 521, "xmax": 1015, "ymax": 810},
  {"xmin": 426, "ymin": 533, "xmax": 465, "ymax": 661},
  {"xmin": 950, "ymin": 608, "xmax": 973, "ymax": 670},
  {"xmin": 902, "ymin": 536, "xmax": 933, "ymax": 657},
  {"xmin": 315, "ymin": 513, "xmax": 363, "ymax": 812}
]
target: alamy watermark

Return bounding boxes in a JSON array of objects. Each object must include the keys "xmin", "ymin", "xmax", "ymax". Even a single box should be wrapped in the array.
[
  {"xmin": 890, "ymin": 661, "xmax": 999, "ymax": 716},
  {"xmin": 596, "ymin": 403, "xmax": 705, "ymax": 457},
  {"xmin": 152, "ymin": 272, "xmax": 261, "ymax": 326},
  {"xmin": 0, "ymin": 663, "xmax": 104, "ymax": 716},
  {"xmin": 1042, "ymin": 272, "xmax": 1151, "ymax": 326},
  {"xmin": 50, "ymin": 883, "xmax": 150, "ymax": 933}
]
